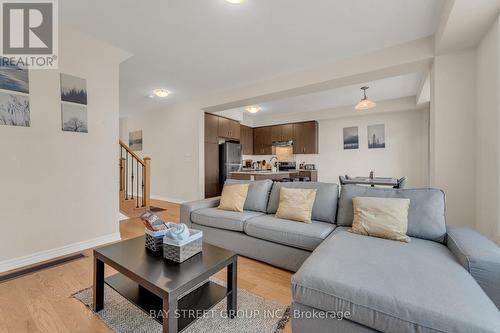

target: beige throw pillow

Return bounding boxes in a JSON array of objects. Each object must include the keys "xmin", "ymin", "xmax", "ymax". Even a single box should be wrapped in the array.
[
  {"xmin": 275, "ymin": 187, "xmax": 317, "ymax": 223},
  {"xmin": 218, "ymin": 184, "xmax": 249, "ymax": 212},
  {"xmin": 351, "ymin": 197, "xmax": 411, "ymax": 242}
]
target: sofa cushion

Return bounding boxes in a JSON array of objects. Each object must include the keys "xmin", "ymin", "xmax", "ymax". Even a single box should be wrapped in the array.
[
  {"xmin": 337, "ymin": 185, "xmax": 447, "ymax": 243},
  {"xmin": 352, "ymin": 197, "xmax": 411, "ymax": 242},
  {"xmin": 218, "ymin": 183, "xmax": 249, "ymax": 212},
  {"xmin": 191, "ymin": 208, "xmax": 264, "ymax": 232},
  {"xmin": 225, "ymin": 179, "xmax": 273, "ymax": 213},
  {"xmin": 276, "ymin": 187, "xmax": 317, "ymax": 223},
  {"xmin": 292, "ymin": 228, "xmax": 500, "ymax": 333},
  {"xmin": 244, "ymin": 215, "xmax": 336, "ymax": 251},
  {"xmin": 267, "ymin": 182, "xmax": 339, "ymax": 223}
]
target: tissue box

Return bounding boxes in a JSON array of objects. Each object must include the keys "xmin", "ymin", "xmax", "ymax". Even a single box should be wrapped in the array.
[
  {"xmin": 163, "ymin": 229, "xmax": 203, "ymax": 263},
  {"xmin": 145, "ymin": 228, "xmax": 168, "ymax": 255}
]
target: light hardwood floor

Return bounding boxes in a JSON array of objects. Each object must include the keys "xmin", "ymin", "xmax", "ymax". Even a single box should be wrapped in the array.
[{"xmin": 0, "ymin": 199, "xmax": 293, "ymax": 333}]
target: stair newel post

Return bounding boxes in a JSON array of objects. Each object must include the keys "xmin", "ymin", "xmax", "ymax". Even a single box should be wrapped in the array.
[
  {"xmin": 119, "ymin": 157, "xmax": 126, "ymax": 192},
  {"xmin": 143, "ymin": 157, "xmax": 151, "ymax": 209}
]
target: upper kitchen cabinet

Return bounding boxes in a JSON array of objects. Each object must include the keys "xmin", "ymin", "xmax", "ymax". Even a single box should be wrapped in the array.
[
  {"xmin": 240, "ymin": 125, "xmax": 254, "ymax": 155},
  {"xmin": 229, "ymin": 119, "xmax": 241, "ymax": 140},
  {"xmin": 204, "ymin": 113, "xmax": 219, "ymax": 144},
  {"xmin": 293, "ymin": 121, "xmax": 318, "ymax": 154},
  {"xmin": 253, "ymin": 126, "xmax": 272, "ymax": 155},
  {"xmin": 271, "ymin": 124, "xmax": 294, "ymax": 142},
  {"xmin": 218, "ymin": 117, "xmax": 240, "ymax": 140}
]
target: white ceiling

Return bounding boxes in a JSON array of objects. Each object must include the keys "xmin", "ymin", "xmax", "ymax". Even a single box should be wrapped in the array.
[
  {"xmin": 60, "ymin": 0, "xmax": 444, "ymax": 116},
  {"xmin": 218, "ymin": 72, "xmax": 422, "ymax": 119}
]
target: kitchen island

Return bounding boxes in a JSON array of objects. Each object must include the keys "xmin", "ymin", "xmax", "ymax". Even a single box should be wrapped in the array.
[{"xmin": 229, "ymin": 169, "xmax": 317, "ymax": 181}]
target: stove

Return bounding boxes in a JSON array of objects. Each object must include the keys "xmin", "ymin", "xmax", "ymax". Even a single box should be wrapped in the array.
[{"xmin": 279, "ymin": 161, "xmax": 296, "ymax": 171}]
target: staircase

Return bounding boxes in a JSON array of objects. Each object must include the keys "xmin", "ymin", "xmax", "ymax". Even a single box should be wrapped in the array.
[{"xmin": 119, "ymin": 140, "xmax": 151, "ymax": 217}]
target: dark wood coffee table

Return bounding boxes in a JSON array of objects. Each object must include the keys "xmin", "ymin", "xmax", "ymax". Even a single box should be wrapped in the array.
[{"xmin": 93, "ymin": 236, "xmax": 237, "ymax": 333}]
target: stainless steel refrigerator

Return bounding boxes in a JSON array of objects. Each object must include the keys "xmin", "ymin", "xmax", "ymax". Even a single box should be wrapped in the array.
[{"xmin": 219, "ymin": 142, "xmax": 241, "ymax": 189}]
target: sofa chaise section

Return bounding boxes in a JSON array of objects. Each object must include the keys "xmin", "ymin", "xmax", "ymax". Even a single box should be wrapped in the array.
[
  {"xmin": 292, "ymin": 227, "xmax": 500, "ymax": 333},
  {"xmin": 292, "ymin": 185, "xmax": 500, "ymax": 333}
]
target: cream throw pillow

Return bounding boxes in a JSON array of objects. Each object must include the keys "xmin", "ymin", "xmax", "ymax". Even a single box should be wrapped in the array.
[
  {"xmin": 351, "ymin": 197, "xmax": 411, "ymax": 242},
  {"xmin": 218, "ymin": 183, "xmax": 249, "ymax": 212},
  {"xmin": 275, "ymin": 187, "xmax": 317, "ymax": 223}
]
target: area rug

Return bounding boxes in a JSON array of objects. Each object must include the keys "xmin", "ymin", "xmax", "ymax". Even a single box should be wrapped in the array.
[{"xmin": 73, "ymin": 278, "xmax": 290, "ymax": 333}]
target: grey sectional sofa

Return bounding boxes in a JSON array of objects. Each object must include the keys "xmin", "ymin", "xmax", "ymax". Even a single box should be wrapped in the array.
[{"xmin": 181, "ymin": 181, "xmax": 500, "ymax": 333}]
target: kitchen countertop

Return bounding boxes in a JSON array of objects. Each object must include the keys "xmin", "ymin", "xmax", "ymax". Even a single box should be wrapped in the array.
[
  {"xmin": 229, "ymin": 169, "xmax": 317, "ymax": 181},
  {"xmin": 230, "ymin": 169, "xmax": 317, "ymax": 175},
  {"xmin": 230, "ymin": 171, "xmax": 292, "ymax": 175}
]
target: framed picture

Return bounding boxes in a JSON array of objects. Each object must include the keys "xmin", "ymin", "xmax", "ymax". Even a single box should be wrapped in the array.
[
  {"xmin": 0, "ymin": 91, "xmax": 30, "ymax": 127},
  {"xmin": 129, "ymin": 130, "xmax": 143, "ymax": 151},
  {"xmin": 368, "ymin": 124, "xmax": 385, "ymax": 149},
  {"xmin": 0, "ymin": 64, "xmax": 30, "ymax": 127},
  {"xmin": 60, "ymin": 74, "xmax": 87, "ymax": 105},
  {"xmin": 61, "ymin": 103, "xmax": 88, "ymax": 133},
  {"xmin": 0, "ymin": 64, "xmax": 29, "ymax": 94},
  {"xmin": 343, "ymin": 126, "xmax": 359, "ymax": 149}
]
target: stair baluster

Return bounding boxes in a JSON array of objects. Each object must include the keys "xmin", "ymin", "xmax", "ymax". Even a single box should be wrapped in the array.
[
  {"xmin": 141, "ymin": 164, "xmax": 145, "ymax": 207},
  {"xmin": 119, "ymin": 140, "xmax": 151, "ymax": 210},
  {"xmin": 136, "ymin": 159, "xmax": 139, "ymax": 208}
]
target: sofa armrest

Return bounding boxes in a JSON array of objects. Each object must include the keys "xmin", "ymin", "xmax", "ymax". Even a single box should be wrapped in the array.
[
  {"xmin": 446, "ymin": 225, "xmax": 500, "ymax": 309},
  {"xmin": 180, "ymin": 197, "xmax": 220, "ymax": 228}
]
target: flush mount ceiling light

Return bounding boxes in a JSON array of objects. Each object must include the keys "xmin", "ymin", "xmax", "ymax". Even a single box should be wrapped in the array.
[
  {"xmin": 355, "ymin": 86, "xmax": 376, "ymax": 110},
  {"xmin": 152, "ymin": 88, "xmax": 170, "ymax": 98},
  {"xmin": 245, "ymin": 105, "xmax": 261, "ymax": 114},
  {"xmin": 225, "ymin": 0, "xmax": 245, "ymax": 3}
]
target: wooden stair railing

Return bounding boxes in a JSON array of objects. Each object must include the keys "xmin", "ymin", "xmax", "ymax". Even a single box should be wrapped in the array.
[{"xmin": 119, "ymin": 140, "xmax": 151, "ymax": 210}]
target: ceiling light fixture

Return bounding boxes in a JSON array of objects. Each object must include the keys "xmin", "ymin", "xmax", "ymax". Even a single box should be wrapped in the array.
[
  {"xmin": 245, "ymin": 105, "xmax": 261, "ymax": 114},
  {"xmin": 355, "ymin": 86, "xmax": 376, "ymax": 110},
  {"xmin": 152, "ymin": 88, "xmax": 170, "ymax": 98},
  {"xmin": 225, "ymin": 0, "xmax": 245, "ymax": 3}
]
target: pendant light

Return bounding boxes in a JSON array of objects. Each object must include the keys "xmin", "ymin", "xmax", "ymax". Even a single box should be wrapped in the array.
[{"xmin": 355, "ymin": 86, "xmax": 376, "ymax": 110}]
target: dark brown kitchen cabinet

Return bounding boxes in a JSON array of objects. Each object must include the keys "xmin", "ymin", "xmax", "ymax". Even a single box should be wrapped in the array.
[
  {"xmin": 240, "ymin": 125, "xmax": 254, "ymax": 155},
  {"xmin": 271, "ymin": 124, "xmax": 294, "ymax": 142},
  {"xmin": 204, "ymin": 112, "xmax": 243, "ymax": 198},
  {"xmin": 229, "ymin": 119, "xmax": 241, "ymax": 139},
  {"xmin": 293, "ymin": 121, "xmax": 318, "ymax": 154},
  {"xmin": 204, "ymin": 142, "xmax": 220, "ymax": 198},
  {"xmin": 204, "ymin": 113, "xmax": 219, "ymax": 144},
  {"xmin": 218, "ymin": 117, "xmax": 240, "ymax": 140},
  {"xmin": 253, "ymin": 126, "xmax": 272, "ymax": 155}
]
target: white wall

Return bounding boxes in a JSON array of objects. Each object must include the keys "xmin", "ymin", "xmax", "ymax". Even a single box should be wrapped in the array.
[
  {"xmin": 119, "ymin": 117, "xmax": 129, "ymax": 142},
  {"xmin": 476, "ymin": 15, "xmax": 500, "ymax": 242},
  {"xmin": 121, "ymin": 101, "xmax": 203, "ymax": 203},
  {"xmin": 0, "ymin": 27, "xmax": 129, "ymax": 271},
  {"xmin": 244, "ymin": 109, "xmax": 429, "ymax": 188},
  {"xmin": 430, "ymin": 49, "xmax": 477, "ymax": 228},
  {"xmin": 319, "ymin": 109, "xmax": 429, "ymax": 186}
]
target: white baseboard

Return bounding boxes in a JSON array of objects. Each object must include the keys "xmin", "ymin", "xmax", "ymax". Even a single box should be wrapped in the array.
[
  {"xmin": 0, "ymin": 232, "xmax": 121, "ymax": 273},
  {"xmin": 150, "ymin": 195, "xmax": 187, "ymax": 204}
]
